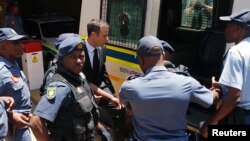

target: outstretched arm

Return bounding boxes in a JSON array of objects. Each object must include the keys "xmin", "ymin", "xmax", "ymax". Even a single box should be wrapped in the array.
[
  {"xmin": 29, "ymin": 115, "xmax": 50, "ymax": 141},
  {"xmin": 90, "ymin": 83, "xmax": 122, "ymax": 109},
  {"xmin": 200, "ymin": 86, "xmax": 240, "ymax": 138}
]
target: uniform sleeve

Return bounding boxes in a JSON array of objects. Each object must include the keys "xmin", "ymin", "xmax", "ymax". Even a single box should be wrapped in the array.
[
  {"xmin": 219, "ymin": 50, "xmax": 242, "ymax": 90},
  {"xmin": 190, "ymin": 77, "xmax": 213, "ymax": 108},
  {"xmin": 119, "ymin": 80, "xmax": 137, "ymax": 104},
  {"xmin": 33, "ymin": 81, "xmax": 71, "ymax": 122},
  {"xmin": 0, "ymin": 100, "xmax": 8, "ymax": 139}
]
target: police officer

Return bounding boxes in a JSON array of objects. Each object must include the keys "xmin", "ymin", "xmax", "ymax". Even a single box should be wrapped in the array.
[
  {"xmin": 30, "ymin": 35, "xmax": 98, "ymax": 141},
  {"xmin": 0, "ymin": 28, "xmax": 32, "ymax": 141},
  {"xmin": 39, "ymin": 33, "xmax": 120, "ymax": 141},
  {"xmin": 200, "ymin": 9, "xmax": 250, "ymax": 138},
  {"xmin": 0, "ymin": 96, "xmax": 14, "ymax": 141},
  {"xmin": 161, "ymin": 40, "xmax": 190, "ymax": 76},
  {"xmin": 119, "ymin": 35, "xmax": 220, "ymax": 141},
  {"xmin": 3, "ymin": 1, "xmax": 25, "ymax": 35},
  {"xmin": 161, "ymin": 40, "xmax": 175, "ymax": 68}
]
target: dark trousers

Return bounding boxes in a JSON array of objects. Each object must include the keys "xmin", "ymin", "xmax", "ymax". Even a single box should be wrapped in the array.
[
  {"xmin": 219, "ymin": 107, "xmax": 250, "ymax": 124},
  {"xmin": 98, "ymin": 85, "xmax": 126, "ymax": 141}
]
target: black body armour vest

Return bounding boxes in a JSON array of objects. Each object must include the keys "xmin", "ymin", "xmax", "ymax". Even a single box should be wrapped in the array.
[{"xmin": 47, "ymin": 72, "xmax": 99, "ymax": 141}]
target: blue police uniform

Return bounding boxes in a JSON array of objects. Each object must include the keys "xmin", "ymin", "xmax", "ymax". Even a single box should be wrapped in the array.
[
  {"xmin": 34, "ymin": 65, "xmax": 96, "ymax": 141},
  {"xmin": 120, "ymin": 66, "xmax": 214, "ymax": 141},
  {"xmin": 0, "ymin": 56, "xmax": 32, "ymax": 141},
  {"xmin": 34, "ymin": 36, "xmax": 96, "ymax": 141},
  {"xmin": 219, "ymin": 37, "xmax": 250, "ymax": 124},
  {"xmin": 0, "ymin": 99, "xmax": 8, "ymax": 140}
]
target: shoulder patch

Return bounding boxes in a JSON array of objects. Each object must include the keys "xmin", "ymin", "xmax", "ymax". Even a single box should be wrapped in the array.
[{"xmin": 47, "ymin": 86, "xmax": 56, "ymax": 100}]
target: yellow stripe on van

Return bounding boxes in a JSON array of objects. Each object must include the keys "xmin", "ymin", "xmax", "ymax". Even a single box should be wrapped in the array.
[
  {"xmin": 42, "ymin": 43, "xmax": 57, "ymax": 52},
  {"xmin": 106, "ymin": 45, "xmax": 136, "ymax": 56},
  {"xmin": 106, "ymin": 56, "xmax": 141, "ymax": 70}
]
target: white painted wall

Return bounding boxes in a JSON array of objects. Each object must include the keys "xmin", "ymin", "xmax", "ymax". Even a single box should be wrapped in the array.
[
  {"xmin": 79, "ymin": 0, "xmax": 101, "ymax": 36},
  {"xmin": 144, "ymin": 0, "xmax": 161, "ymax": 36},
  {"xmin": 225, "ymin": 0, "xmax": 250, "ymax": 50},
  {"xmin": 232, "ymin": 0, "xmax": 250, "ymax": 13}
]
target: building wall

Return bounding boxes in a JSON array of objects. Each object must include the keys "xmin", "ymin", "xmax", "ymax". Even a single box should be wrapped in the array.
[{"xmin": 19, "ymin": 0, "xmax": 82, "ymax": 22}]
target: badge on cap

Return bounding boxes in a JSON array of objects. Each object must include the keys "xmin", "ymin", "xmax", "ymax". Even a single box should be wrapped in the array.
[
  {"xmin": 47, "ymin": 87, "xmax": 56, "ymax": 99},
  {"xmin": 77, "ymin": 43, "xmax": 83, "ymax": 49},
  {"xmin": 11, "ymin": 75, "xmax": 19, "ymax": 83}
]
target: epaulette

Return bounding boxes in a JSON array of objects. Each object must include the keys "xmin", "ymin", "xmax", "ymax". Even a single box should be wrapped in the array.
[{"xmin": 126, "ymin": 74, "xmax": 141, "ymax": 80}]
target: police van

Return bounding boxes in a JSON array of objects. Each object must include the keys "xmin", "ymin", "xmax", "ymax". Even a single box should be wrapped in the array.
[
  {"xmin": 78, "ymin": 0, "xmax": 250, "ymax": 140},
  {"xmin": 23, "ymin": 14, "xmax": 78, "ymax": 71}
]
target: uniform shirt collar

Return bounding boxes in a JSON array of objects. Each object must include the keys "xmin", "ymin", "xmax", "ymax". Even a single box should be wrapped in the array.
[
  {"xmin": 85, "ymin": 39, "xmax": 96, "ymax": 52},
  {"xmin": 0, "ymin": 56, "xmax": 16, "ymax": 69},
  {"xmin": 144, "ymin": 66, "xmax": 167, "ymax": 75}
]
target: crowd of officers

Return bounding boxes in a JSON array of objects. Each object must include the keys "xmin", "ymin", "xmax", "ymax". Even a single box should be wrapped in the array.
[{"xmin": 0, "ymin": 8, "xmax": 250, "ymax": 141}]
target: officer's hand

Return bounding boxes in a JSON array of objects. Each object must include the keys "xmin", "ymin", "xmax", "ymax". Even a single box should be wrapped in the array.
[
  {"xmin": 199, "ymin": 121, "xmax": 208, "ymax": 138},
  {"xmin": 210, "ymin": 76, "xmax": 220, "ymax": 90},
  {"xmin": 199, "ymin": 119, "xmax": 218, "ymax": 138},
  {"xmin": 110, "ymin": 97, "xmax": 122, "ymax": 109},
  {"xmin": 1, "ymin": 96, "xmax": 14, "ymax": 111},
  {"xmin": 94, "ymin": 95, "xmax": 102, "ymax": 103},
  {"xmin": 8, "ymin": 112, "xmax": 31, "ymax": 128}
]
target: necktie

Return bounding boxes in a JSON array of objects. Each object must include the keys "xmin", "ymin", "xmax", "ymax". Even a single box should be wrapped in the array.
[{"xmin": 93, "ymin": 49, "xmax": 99, "ymax": 74}]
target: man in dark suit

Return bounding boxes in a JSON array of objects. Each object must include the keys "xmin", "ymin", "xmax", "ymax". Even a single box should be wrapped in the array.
[{"xmin": 82, "ymin": 19, "xmax": 125, "ymax": 141}]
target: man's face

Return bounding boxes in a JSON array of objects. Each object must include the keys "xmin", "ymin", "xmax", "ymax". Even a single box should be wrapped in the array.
[
  {"xmin": 62, "ymin": 50, "xmax": 85, "ymax": 74},
  {"xmin": 95, "ymin": 26, "xmax": 109, "ymax": 47},
  {"xmin": 225, "ymin": 22, "xmax": 241, "ymax": 43},
  {"xmin": 4, "ymin": 40, "xmax": 23, "ymax": 58}
]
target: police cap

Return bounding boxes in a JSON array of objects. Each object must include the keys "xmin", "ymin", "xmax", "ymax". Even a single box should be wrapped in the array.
[
  {"xmin": 57, "ymin": 36, "xmax": 84, "ymax": 57},
  {"xmin": 220, "ymin": 9, "xmax": 250, "ymax": 28},
  {"xmin": 137, "ymin": 35, "xmax": 163, "ymax": 57},
  {"xmin": 54, "ymin": 33, "xmax": 80, "ymax": 49},
  {"xmin": 0, "ymin": 28, "xmax": 26, "ymax": 42},
  {"xmin": 160, "ymin": 40, "xmax": 174, "ymax": 55}
]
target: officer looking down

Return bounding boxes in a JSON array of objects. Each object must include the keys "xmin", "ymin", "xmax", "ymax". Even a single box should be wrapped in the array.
[
  {"xmin": 119, "ymin": 35, "xmax": 220, "ymax": 141},
  {"xmin": 29, "ymin": 35, "xmax": 98, "ymax": 141},
  {"xmin": 161, "ymin": 40, "xmax": 190, "ymax": 76}
]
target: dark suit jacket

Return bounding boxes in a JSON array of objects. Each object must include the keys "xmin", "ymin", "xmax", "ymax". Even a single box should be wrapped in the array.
[{"xmin": 82, "ymin": 42, "xmax": 115, "ymax": 94}]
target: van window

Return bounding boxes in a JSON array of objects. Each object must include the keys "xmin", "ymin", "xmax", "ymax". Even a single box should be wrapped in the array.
[
  {"xmin": 101, "ymin": 0, "xmax": 146, "ymax": 49},
  {"xmin": 181, "ymin": 0, "xmax": 214, "ymax": 29}
]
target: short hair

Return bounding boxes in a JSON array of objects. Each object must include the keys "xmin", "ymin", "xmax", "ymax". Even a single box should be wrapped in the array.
[{"xmin": 87, "ymin": 19, "xmax": 109, "ymax": 36}]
